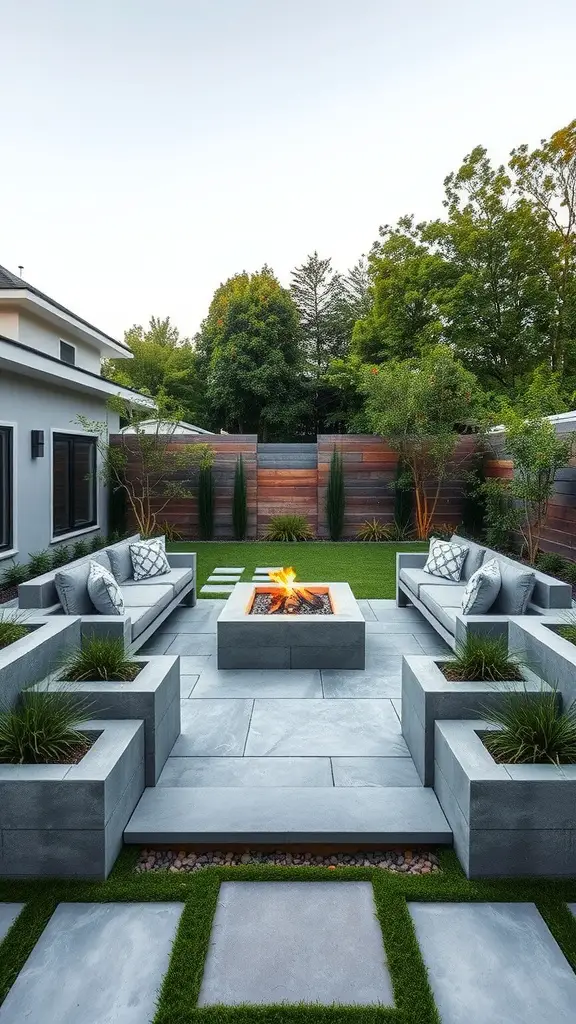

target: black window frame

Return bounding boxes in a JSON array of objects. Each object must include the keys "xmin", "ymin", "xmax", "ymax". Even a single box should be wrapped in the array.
[
  {"xmin": 0, "ymin": 426, "xmax": 13, "ymax": 552},
  {"xmin": 52, "ymin": 433, "xmax": 97, "ymax": 537},
  {"xmin": 59, "ymin": 340, "xmax": 76, "ymax": 365}
]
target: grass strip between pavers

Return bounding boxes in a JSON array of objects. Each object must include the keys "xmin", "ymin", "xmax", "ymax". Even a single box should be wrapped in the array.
[{"xmin": 1, "ymin": 849, "xmax": 576, "ymax": 1022}]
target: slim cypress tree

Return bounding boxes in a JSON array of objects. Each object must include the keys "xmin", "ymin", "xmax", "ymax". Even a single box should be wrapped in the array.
[
  {"xmin": 232, "ymin": 455, "xmax": 248, "ymax": 540},
  {"xmin": 326, "ymin": 447, "xmax": 345, "ymax": 540},
  {"xmin": 198, "ymin": 465, "xmax": 215, "ymax": 540}
]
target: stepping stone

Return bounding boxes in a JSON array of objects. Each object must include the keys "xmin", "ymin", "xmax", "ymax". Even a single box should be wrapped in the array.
[
  {"xmin": 212, "ymin": 567, "xmax": 245, "ymax": 573},
  {"xmin": 0, "ymin": 904, "xmax": 24, "ymax": 943},
  {"xmin": 255, "ymin": 567, "xmax": 282, "ymax": 573},
  {"xmin": 158, "ymin": 756, "xmax": 333, "ymax": 788},
  {"xmin": 0, "ymin": 902, "xmax": 183, "ymax": 1024},
  {"xmin": 200, "ymin": 584, "xmax": 234, "ymax": 594},
  {"xmin": 207, "ymin": 575, "xmax": 241, "ymax": 583},
  {"xmin": 409, "ymin": 902, "xmax": 576, "ymax": 1023},
  {"xmin": 198, "ymin": 882, "xmax": 394, "ymax": 1006}
]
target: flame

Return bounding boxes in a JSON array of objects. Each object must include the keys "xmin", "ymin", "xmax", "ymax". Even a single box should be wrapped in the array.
[{"xmin": 268, "ymin": 566, "xmax": 297, "ymax": 593}]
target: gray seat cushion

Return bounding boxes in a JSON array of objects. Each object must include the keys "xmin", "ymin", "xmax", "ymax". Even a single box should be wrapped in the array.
[
  {"xmin": 491, "ymin": 560, "xmax": 536, "ymax": 615},
  {"xmin": 118, "ymin": 583, "xmax": 174, "ymax": 608},
  {"xmin": 122, "ymin": 567, "xmax": 192, "ymax": 596},
  {"xmin": 450, "ymin": 535, "xmax": 486, "ymax": 580},
  {"xmin": 399, "ymin": 568, "xmax": 461, "ymax": 599},
  {"xmin": 124, "ymin": 604, "xmax": 162, "ymax": 640},
  {"xmin": 54, "ymin": 550, "xmax": 111, "ymax": 615},
  {"xmin": 420, "ymin": 584, "xmax": 464, "ymax": 635}
]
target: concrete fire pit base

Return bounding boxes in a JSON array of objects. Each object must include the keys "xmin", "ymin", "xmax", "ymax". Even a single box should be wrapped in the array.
[{"xmin": 217, "ymin": 583, "xmax": 365, "ymax": 669}]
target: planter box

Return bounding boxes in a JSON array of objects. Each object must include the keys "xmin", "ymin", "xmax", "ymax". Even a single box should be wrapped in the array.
[
  {"xmin": 434, "ymin": 718, "xmax": 576, "ymax": 878},
  {"xmin": 509, "ymin": 616, "xmax": 576, "ymax": 706},
  {"xmin": 0, "ymin": 614, "xmax": 80, "ymax": 710},
  {"xmin": 37, "ymin": 657, "xmax": 180, "ymax": 786},
  {"xmin": 401, "ymin": 655, "xmax": 548, "ymax": 785},
  {"xmin": 0, "ymin": 719, "xmax": 144, "ymax": 879}
]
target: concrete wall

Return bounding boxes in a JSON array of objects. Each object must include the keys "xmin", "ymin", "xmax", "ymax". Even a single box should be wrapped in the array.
[{"xmin": 0, "ymin": 370, "xmax": 119, "ymax": 564}]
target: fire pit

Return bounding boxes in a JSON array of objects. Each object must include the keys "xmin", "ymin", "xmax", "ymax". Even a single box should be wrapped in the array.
[{"xmin": 217, "ymin": 569, "xmax": 365, "ymax": 669}]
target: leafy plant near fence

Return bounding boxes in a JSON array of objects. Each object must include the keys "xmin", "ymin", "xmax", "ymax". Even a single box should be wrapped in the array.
[
  {"xmin": 326, "ymin": 448, "xmax": 345, "ymax": 541},
  {"xmin": 264, "ymin": 514, "xmax": 314, "ymax": 541},
  {"xmin": 356, "ymin": 518, "xmax": 390, "ymax": 541},
  {"xmin": 198, "ymin": 465, "xmax": 215, "ymax": 540},
  {"xmin": 232, "ymin": 455, "xmax": 248, "ymax": 540}
]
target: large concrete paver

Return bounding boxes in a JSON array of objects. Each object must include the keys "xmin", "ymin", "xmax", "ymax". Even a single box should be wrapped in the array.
[
  {"xmin": 158, "ymin": 755, "xmax": 333, "ymax": 787},
  {"xmin": 191, "ymin": 666, "xmax": 322, "ymax": 699},
  {"xmin": 332, "ymin": 756, "xmax": 421, "ymax": 787},
  {"xmin": 322, "ymin": 665, "xmax": 401, "ymax": 698},
  {"xmin": 409, "ymin": 902, "xmax": 576, "ymax": 1023},
  {"xmin": 0, "ymin": 905, "xmax": 23, "ymax": 944},
  {"xmin": 0, "ymin": 902, "xmax": 183, "ymax": 1024},
  {"xmin": 171, "ymin": 699, "xmax": 253, "ymax": 756},
  {"xmin": 198, "ymin": 882, "xmax": 393, "ymax": 1006}
]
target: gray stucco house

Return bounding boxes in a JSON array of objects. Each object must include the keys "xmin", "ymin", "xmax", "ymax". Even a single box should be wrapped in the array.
[{"xmin": 0, "ymin": 264, "xmax": 153, "ymax": 566}]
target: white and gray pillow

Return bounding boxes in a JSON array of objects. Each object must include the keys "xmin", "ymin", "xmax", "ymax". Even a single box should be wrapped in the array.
[
  {"xmin": 87, "ymin": 560, "xmax": 125, "ymax": 616},
  {"xmin": 129, "ymin": 538, "xmax": 170, "ymax": 582},
  {"xmin": 424, "ymin": 537, "xmax": 469, "ymax": 582},
  {"xmin": 461, "ymin": 558, "xmax": 501, "ymax": 615}
]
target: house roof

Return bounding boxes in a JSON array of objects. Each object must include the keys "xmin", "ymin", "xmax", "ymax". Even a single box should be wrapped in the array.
[{"xmin": 0, "ymin": 264, "xmax": 131, "ymax": 352}]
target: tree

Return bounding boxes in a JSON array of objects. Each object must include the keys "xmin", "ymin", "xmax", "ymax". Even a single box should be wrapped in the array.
[
  {"xmin": 361, "ymin": 347, "xmax": 484, "ymax": 539},
  {"xmin": 198, "ymin": 267, "xmax": 307, "ymax": 439},
  {"xmin": 290, "ymin": 251, "xmax": 347, "ymax": 373}
]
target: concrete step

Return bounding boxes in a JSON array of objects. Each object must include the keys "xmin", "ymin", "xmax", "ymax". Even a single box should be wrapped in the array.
[{"xmin": 124, "ymin": 786, "xmax": 452, "ymax": 846}]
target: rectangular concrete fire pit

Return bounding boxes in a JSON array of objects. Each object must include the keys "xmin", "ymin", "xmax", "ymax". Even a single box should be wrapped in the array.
[{"xmin": 217, "ymin": 582, "xmax": 365, "ymax": 669}]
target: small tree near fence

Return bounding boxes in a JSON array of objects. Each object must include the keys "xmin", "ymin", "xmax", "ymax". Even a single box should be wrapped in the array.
[
  {"xmin": 79, "ymin": 399, "xmax": 214, "ymax": 538},
  {"xmin": 361, "ymin": 347, "xmax": 484, "ymax": 539},
  {"xmin": 326, "ymin": 448, "xmax": 345, "ymax": 541}
]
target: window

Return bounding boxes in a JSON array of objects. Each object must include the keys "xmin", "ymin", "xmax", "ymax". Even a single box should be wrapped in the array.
[
  {"xmin": 59, "ymin": 341, "xmax": 76, "ymax": 365},
  {"xmin": 53, "ymin": 433, "xmax": 97, "ymax": 536},
  {"xmin": 0, "ymin": 426, "xmax": 13, "ymax": 551}
]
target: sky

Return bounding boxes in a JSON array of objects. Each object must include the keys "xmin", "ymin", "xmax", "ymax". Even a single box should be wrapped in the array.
[{"xmin": 1, "ymin": 0, "xmax": 575, "ymax": 344}]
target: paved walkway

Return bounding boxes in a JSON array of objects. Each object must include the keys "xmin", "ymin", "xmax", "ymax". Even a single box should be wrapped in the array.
[{"xmin": 141, "ymin": 598, "xmax": 449, "ymax": 788}]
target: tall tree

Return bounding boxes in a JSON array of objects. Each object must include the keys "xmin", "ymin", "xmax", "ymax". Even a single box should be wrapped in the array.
[
  {"xmin": 290, "ymin": 252, "xmax": 347, "ymax": 372},
  {"xmin": 199, "ymin": 267, "xmax": 307, "ymax": 439}
]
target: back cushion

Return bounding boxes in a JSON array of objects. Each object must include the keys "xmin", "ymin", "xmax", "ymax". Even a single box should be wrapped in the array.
[
  {"xmin": 450, "ymin": 535, "xmax": 486, "ymax": 580},
  {"xmin": 55, "ymin": 549, "xmax": 111, "ymax": 615},
  {"xmin": 491, "ymin": 561, "xmax": 536, "ymax": 615},
  {"xmin": 107, "ymin": 541, "xmax": 133, "ymax": 583}
]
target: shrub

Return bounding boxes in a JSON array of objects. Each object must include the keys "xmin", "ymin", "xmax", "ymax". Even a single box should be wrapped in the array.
[
  {"xmin": 60, "ymin": 637, "xmax": 141, "ymax": 682},
  {"xmin": 232, "ymin": 455, "xmax": 248, "ymax": 541},
  {"xmin": 198, "ymin": 465, "xmax": 215, "ymax": 540},
  {"xmin": 326, "ymin": 448, "xmax": 345, "ymax": 541},
  {"xmin": 443, "ymin": 634, "xmax": 524, "ymax": 682},
  {"xmin": 89, "ymin": 535, "xmax": 106, "ymax": 553},
  {"xmin": 427, "ymin": 523, "xmax": 456, "ymax": 542},
  {"xmin": 536, "ymin": 551, "xmax": 567, "ymax": 577},
  {"xmin": 393, "ymin": 457, "xmax": 414, "ymax": 536},
  {"xmin": 356, "ymin": 518, "xmax": 391, "ymax": 542},
  {"xmin": 27, "ymin": 550, "xmax": 52, "ymax": 577},
  {"xmin": 0, "ymin": 689, "xmax": 93, "ymax": 764},
  {"xmin": 483, "ymin": 689, "xmax": 576, "ymax": 765},
  {"xmin": 0, "ymin": 562, "xmax": 29, "ymax": 590},
  {"xmin": 386, "ymin": 517, "xmax": 415, "ymax": 542},
  {"xmin": 264, "ymin": 515, "xmax": 314, "ymax": 542},
  {"xmin": 0, "ymin": 612, "xmax": 29, "ymax": 650},
  {"xmin": 479, "ymin": 476, "xmax": 520, "ymax": 553},
  {"xmin": 51, "ymin": 546, "xmax": 70, "ymax": 569},
  {"xmin": 72, "ymin": 539, "xmax": 89, "ymax": 561},
  {"xmin": 156, "ymin": 522, "xmax": 183, "ymax": 543}
]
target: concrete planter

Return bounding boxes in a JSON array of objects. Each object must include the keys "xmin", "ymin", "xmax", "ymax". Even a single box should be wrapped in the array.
[
  {"xmin": 0, "ymin": 719, "xmax": 144, "ymax": 879},
  {"xmin": 38, "ymin": 656, "xmax": 180, "ymax": 786},
  {"xmin": 434, "ymin": 718, "xmax": 576, "ymax": 878},
  {"xmin": 0, "ymin": 614, "xmax": 80, "ymax": 709},
  {"xmin": 509, "ymin": 616, "xmax": 576, "ymax": 706},
  {"xmin": 401, "ymin": 655, "xmax": 546, "ymax": 785}
]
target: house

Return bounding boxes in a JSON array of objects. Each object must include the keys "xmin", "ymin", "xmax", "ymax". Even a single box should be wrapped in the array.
[
  {"xmin": 0, "ymin": 264, "xmax": 154, "ymax": 565},
  {"xmin": 119, "ymin": 418, "xmax": 214, "ymax": 435}
]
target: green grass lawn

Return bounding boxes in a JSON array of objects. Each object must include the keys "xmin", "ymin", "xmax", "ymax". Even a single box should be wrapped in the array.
[
  {"xmin": 168, "ymin": 541, "xmax": 428, "ymax": 600},
  {"xmin": 2, "ymin": 850, "xmax": 576, "ymax": 1023}
]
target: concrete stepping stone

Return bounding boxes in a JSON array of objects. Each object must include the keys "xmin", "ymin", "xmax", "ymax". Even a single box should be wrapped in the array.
[
  {"xmin": 0, "ymin": 904, "xmax": 24, "ymax": 944},
  {"xmin": 212, "ymin": 567, "xmax": 245, "ymax": 573},
  {"xmin": 207, "ymin": 575, "xmax": 241, "ymax": 583},
  {"xmin": 409, "ymin": 902, "xmax": 576, "ymax": 1023},
  {"xmin": 200, "ymin": 584, "xmax": 234, "ymax": 594},
  {"xmin": 198, "ymin": 882, "xmax": 394, "ymax": 1006},
  {"xmin": 255, "ymin": 567, "xmax": 282, "ymax": 573},
  {"xmin": 0, "ymin": 902, "xmax": 183, "ymax": 1024}
]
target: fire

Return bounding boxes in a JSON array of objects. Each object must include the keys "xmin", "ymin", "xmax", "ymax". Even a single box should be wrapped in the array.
[
  {"xmin": 268, "ymin": 566, "xmax": 297, "ymax": 592},
  {"xmin": 265, "ymin": 567, "xmax": 323, "ymax": 614}
]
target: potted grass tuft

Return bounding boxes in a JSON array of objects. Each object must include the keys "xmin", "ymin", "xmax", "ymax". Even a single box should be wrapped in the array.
[
  {"xmin": 36, "ymin": 637, "xmax": 180, "ymax": 785},
  {"xmin": 0, "ymin": 609, "xmax": 80, "ymax": 711},
  {"xmin": 0, "ymin": 686, "xmax": 144, "ymax": 879},
  {"xmin": 401, "ymin": 634, "xmax": 551, "ymax": 785},
  {"xmin": 434, "ymin": 687, "xmax": 576, "ymax": 878}
]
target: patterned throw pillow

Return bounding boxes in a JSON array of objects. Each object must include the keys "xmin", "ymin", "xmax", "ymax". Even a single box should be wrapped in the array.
[
  {"xmin": 129, "ymin": 538, "xmax": 170, "ymax": 582},
  {"xmin": 461, "ymin": 558, "xmax": 502, "ymax": 615},
  {"xmin": 423, "ymin": 537, "xmax": 469, "ymax": 582},
  {"xmin": 86, "ymin": 560, "xmax": 125, "ymax": 616}
]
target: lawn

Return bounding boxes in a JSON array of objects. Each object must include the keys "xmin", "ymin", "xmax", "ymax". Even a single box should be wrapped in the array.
[
  {"xmin": 168, "ymin": 541, "xmax": 428, "ymax": 600},
  {"xmin": 2, "ymin": 850, "xmax": 576, "ymax": 1023}
]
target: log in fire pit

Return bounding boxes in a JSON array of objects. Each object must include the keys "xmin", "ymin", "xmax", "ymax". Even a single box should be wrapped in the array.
[{"xmin": 217, "ymin": 571, "xmax": 365, "ymax": 669}]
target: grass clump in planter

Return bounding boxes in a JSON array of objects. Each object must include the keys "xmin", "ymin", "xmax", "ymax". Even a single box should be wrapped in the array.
[
  {"xmin": 556, "ymin": 611, "xmax": 576, "ymax": 647},
  {"xmin": 264, "ymin": 514, "xmax": 314, "ymax": 541},
  {"xmin": 483, "ymin": 688, "xmax": 576, "ymax": 765},
  {"xmin": 0, "ymin": 612, "xmax": 29, "ymax": 650},
  {"xmin": 443, "ymin": 634, "xmax": 524, "ymax": 682},
  {"xmin": 0, "ymin": 690, "xmax": 93, "ymax": 764},
  {"xmin": 61, "ymin": 637, "xmax": 141, "ymax": 682}
]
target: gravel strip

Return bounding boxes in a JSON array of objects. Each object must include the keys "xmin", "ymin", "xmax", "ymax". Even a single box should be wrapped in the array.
[{"xmin": 135, "ymin": 849, "xmax": 441, "ymax": 874}]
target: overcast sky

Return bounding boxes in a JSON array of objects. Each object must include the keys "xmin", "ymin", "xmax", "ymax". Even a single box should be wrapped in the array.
[{"xmin": 1, "ymin": 0, "xmax": 575, "ymax": 343}]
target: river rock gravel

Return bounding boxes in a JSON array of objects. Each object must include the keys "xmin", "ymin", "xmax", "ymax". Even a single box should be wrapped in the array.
[{"xmin": 135, "ymin": 849, "xmax": 441, "ymax": 873}]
